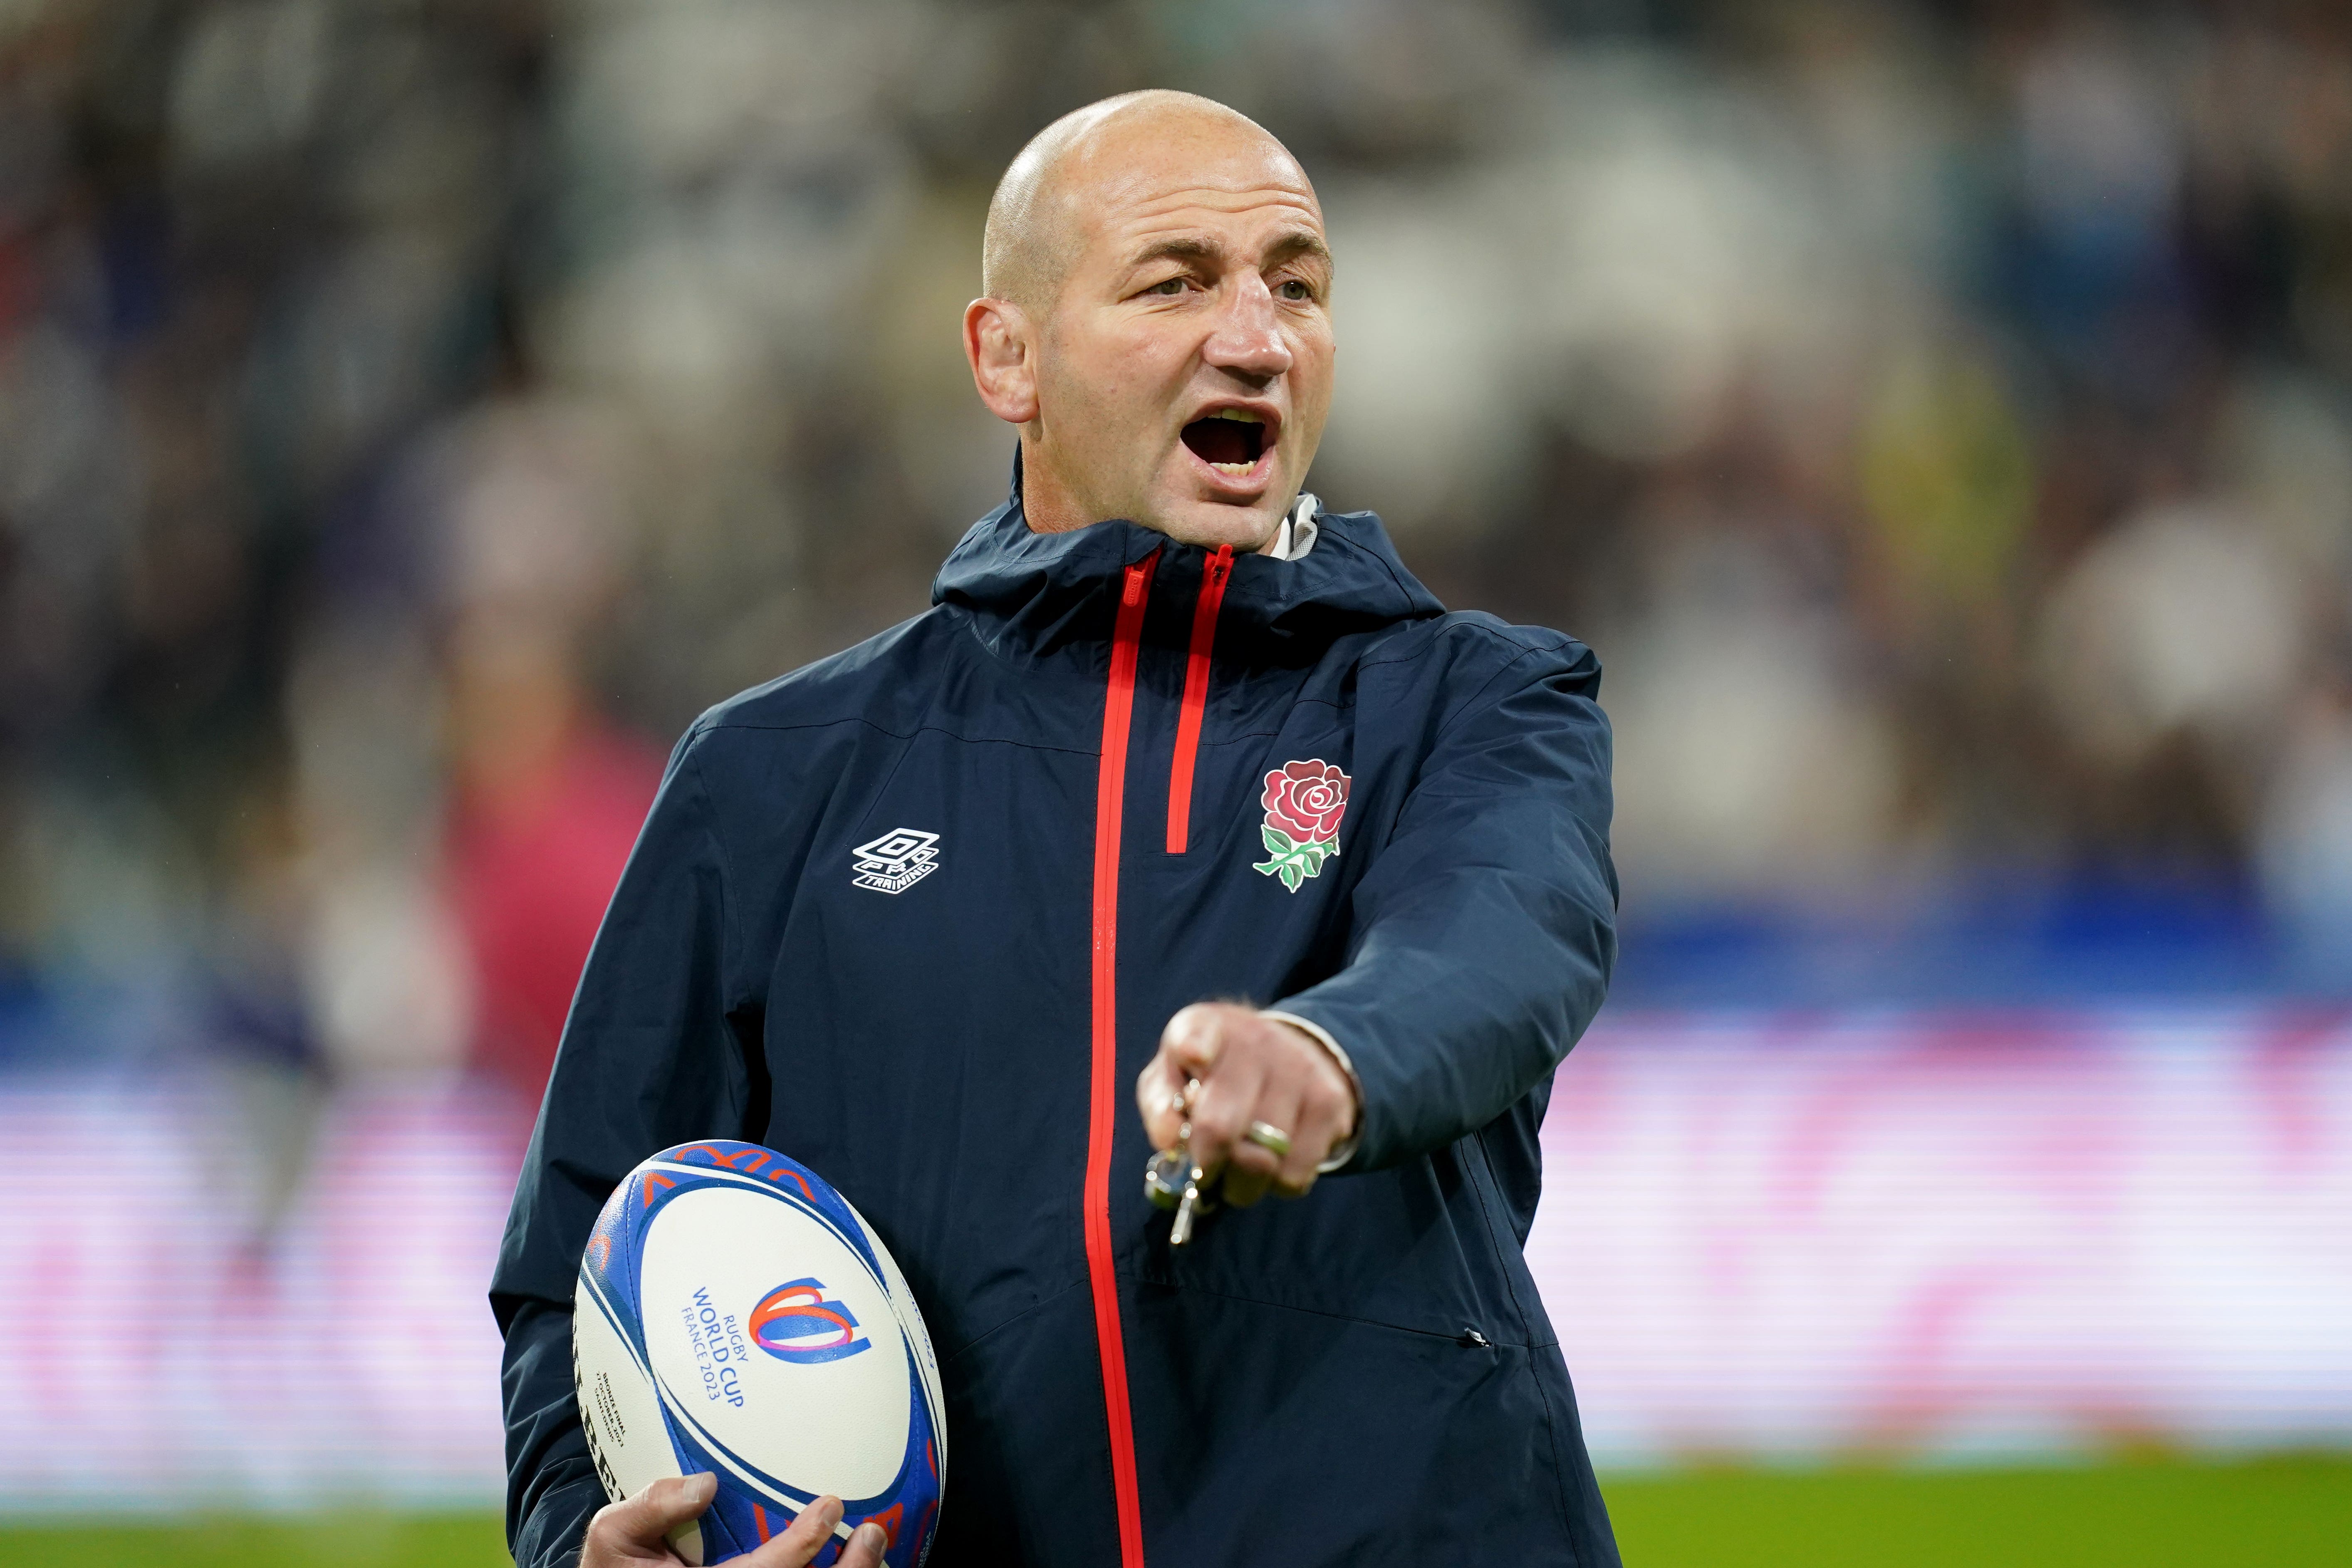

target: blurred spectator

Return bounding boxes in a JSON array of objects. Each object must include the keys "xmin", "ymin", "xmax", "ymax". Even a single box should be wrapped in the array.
[{"xmin": 431, "ymin": 398, "xmax": 659, "ymax": 1101}]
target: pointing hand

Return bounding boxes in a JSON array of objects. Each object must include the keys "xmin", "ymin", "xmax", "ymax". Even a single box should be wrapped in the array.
[{"xmin": 1137, "ymin": 1002, "xmax": 1357, "ymax": 1209}]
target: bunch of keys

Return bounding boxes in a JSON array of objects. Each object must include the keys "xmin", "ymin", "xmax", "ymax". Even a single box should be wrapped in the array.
[{"xmin": 1142, "ymin": 1076, "xmax": 1217, "ymax": 1245}]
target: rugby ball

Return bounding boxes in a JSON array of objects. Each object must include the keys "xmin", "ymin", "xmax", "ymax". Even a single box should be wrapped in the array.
[{"xmin": 573, "ymin": 1140, "xmax": 946, "ymax": 1566}]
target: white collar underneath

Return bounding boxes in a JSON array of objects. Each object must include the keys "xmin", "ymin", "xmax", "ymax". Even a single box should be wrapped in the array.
[{"xmin": 1260, "ymin": 492, "xmax": 1322, "ymax": 562}]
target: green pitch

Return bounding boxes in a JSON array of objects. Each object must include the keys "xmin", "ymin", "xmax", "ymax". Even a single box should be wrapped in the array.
[
  {"xmin": 1604, "ymin": 1453, "xmax": 2352, "ymax": 1567},
  {"xmin": 0, "ymin": 1455, "xmax": 2343, "ymax": 1566},
  {"xmin": 0, "ymin": 1511, "xmax": 510, "ymax": 1568}
]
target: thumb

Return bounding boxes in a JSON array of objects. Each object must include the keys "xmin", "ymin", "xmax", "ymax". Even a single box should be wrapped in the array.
[
  {"xmin": 618, "ymin": 1472, "xmax": 717, "ymax": 1542},
  {"xmin": 1136, "ymin": 1050, "xmax": 1189, "ymax": 1148}
]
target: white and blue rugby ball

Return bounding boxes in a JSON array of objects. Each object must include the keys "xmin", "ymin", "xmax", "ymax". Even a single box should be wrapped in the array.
[{"xmin": 574, "ymin": 1140, "xmax": 946, "ymax": 1566}]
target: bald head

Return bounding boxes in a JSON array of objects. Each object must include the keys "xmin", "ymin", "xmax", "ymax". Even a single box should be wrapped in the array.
[
  {"xmin": 963, "ymin": 90, "xmax": 1334, "ymax": 551},
  {"xmin": 982, "ymin": 91, "xmax": 1304, "ymax": 312}
]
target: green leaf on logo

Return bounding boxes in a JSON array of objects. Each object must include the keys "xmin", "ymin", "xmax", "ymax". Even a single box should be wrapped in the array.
[{"xmin": 1253, "ymin": 831, "xmax": 1339, "ymax": 891}]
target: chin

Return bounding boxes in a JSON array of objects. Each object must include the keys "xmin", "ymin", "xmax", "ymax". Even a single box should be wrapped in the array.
[{"xmin": 1142, "ymin": 500, "xmax": 1282, "ymax": 552}]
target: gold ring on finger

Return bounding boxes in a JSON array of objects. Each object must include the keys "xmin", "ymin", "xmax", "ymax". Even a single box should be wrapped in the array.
[{"xmin": 1243, "ymin": 1120, "xmax": 1293, "ymax": 1159}]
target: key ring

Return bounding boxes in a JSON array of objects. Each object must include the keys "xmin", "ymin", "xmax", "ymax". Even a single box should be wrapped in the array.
[
  {"xmin": 1143, "ymin": 1077, "xmax": 1196, "ymax": 1210},
  {"xmin": 1141, "ymin": 1078, "xmax": 1216, "ymax": 1244}
]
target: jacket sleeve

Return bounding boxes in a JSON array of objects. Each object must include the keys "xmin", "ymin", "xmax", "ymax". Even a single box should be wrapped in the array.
[
  {"xmin": 1276, "ymin": 638, "xmax": 1616, "ymax": 1173},
  {"xmin": 489, "ymin": 727, "xmax": 755, "ymax": 1568}
]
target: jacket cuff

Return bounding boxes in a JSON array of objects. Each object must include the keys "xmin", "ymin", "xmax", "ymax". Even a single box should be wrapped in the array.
[{"xmin": 1260, "ymin": 1009, "xmax": 1362, "ymax": 1172}]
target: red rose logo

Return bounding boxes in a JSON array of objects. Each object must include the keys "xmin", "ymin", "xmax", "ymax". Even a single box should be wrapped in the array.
[
  {"xmin": 1262, "ymin": 760, "xmax": 1349, "ymax": 843},
  {"xmin": 1253, "ymin": 759, "xmax": 1350, "ymax": 891}
]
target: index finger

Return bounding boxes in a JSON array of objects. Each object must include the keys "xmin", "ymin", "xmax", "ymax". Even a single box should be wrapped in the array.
[
  {"xmin": 733, "ymin": 1495, "xmax": 879, "ymax": 1568},
  {"xmin": 841, "ymin": 1521, "xmax": 891, "ymax": 1566}
]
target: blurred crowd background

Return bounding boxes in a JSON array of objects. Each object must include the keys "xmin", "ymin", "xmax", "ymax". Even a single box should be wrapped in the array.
[
  {"xmin": 6, "ymin": 0, "xmax": 2352, "ymax": 1088},
  {"xmin": 2, "ymin": 0, "xmax": 2350, "ymax": 1531}
]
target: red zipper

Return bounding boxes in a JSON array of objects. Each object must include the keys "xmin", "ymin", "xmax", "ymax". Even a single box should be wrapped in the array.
[
  {"xmin": 1087, "ymin": 547, "xmax": 1159, "ymax": 1568},
  {"xmin": 1165, "ymin": 544, "xmax": 1234, "ymax": 854}
]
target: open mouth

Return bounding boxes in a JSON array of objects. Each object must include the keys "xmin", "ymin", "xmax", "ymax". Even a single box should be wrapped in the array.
[{"xmin": 1180, "ymin": 407, "xmax": 1272, "ymax": 476}]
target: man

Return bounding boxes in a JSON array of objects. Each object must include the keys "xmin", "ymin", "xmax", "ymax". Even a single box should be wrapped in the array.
[{"xmin": 495, "ymin": 90, "xmax": 1619, "ymax": 1568}]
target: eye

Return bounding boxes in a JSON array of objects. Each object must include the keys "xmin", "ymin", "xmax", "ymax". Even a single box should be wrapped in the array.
[
  {"xmin": 1144, "ymin": 277, "xmax": 1188, "ymax": 296},
  {"xmin": 1276, "ymin": 278, "xmax": 1317, "ymax": 302}
]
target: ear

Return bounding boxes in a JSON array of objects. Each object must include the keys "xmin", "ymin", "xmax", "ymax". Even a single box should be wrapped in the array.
[{"xmin": 964, "ymin": 296, "xmax": 1040, "ymax": 425}]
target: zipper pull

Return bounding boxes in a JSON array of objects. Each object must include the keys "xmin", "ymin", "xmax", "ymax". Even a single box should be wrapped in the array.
[
  {"xmin": 1163, "ymin": 543, "xmax": 1237, "ymax": 856},
  {"xmin": 1123, "ymin": 562, "xmax": 1150, "ymax": 606}
]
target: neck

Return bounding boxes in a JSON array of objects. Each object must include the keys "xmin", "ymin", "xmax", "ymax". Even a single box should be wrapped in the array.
[{"xmin": 1018, "ymin": 438, "xmax": 1089, "ymax": 534}]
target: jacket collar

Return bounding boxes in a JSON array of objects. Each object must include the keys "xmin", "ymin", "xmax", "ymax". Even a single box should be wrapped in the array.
[{"xmin": 931, "ymin": 451, "xmax": 1444, "ymax": 658}]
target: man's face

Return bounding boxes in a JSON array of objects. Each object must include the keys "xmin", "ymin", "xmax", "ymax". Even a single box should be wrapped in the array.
[{"xmin": 1029, "ymin": 129, "xmax": 1334, "ymax": 550}]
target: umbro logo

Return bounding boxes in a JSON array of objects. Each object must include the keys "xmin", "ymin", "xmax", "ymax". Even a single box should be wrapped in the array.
[{"xmin": 851, "ymin": 828, "xmax": 941, "ymax": 895}]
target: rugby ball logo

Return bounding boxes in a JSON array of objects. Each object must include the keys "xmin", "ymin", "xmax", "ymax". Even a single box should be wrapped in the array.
[
  {"xmin": 574, "ymin": 1141, "xmax": 946, "ymax": 1566},
  {"xmin": 751, "ymin": 1279, "xmax": 871, "ymax": 1365}
]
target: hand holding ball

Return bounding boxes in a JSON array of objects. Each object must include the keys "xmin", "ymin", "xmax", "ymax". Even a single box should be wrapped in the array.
[
  {"xmin": 582, "ymin": 1474, "xmax": 887, "ymax": 1568},
  {"xmin": 574, "ymin": 1141, "xmax": 946, "ymax": 1566}
]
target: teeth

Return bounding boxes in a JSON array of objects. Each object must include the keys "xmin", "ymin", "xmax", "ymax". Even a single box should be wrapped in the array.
[
  {"xmin": 1211, "ymin": 409, "xmax": 1265, "ymax": 424},
  {"xmin": 1212, "ymin": 460, "xmax": 1254, "ymax": 474}
]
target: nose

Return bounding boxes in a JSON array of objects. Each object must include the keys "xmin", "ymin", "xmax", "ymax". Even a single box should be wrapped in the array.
[{"xmin": 1201, "ymin": 274, "xmax": 1293, "ymax": 384}]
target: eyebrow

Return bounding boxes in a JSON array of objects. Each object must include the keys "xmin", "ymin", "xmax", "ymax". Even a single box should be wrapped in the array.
[
  {"xmin": 1265, "ymin": 228, "xmax": 1334, "ymax": 272},
  {"xmin": 1126, "ymin": 227, "xmax": 1334, "ymax": 273}
]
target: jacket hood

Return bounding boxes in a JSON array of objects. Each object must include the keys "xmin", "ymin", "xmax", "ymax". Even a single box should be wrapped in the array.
[{"xmin": 932, "ymin": 453, "xmax": 1446, "ymax": 658}]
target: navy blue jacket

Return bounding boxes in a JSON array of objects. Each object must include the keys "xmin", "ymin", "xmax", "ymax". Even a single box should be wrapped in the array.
[{"xmin": 493, "ymin": 476, "xmax": 1621, "ymax": 1568}]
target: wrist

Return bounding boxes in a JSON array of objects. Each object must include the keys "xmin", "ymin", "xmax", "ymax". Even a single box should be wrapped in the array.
[{"xmin": 1259, "ymin": 1009, "xmax": 1362, "ymax": 1172}]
